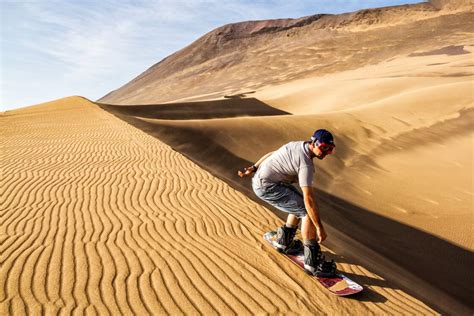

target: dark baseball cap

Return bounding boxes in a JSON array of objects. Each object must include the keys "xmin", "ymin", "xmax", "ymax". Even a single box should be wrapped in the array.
[{"xmin": 310, "ymin": 129, "xmax": 335, "ymax": 145}]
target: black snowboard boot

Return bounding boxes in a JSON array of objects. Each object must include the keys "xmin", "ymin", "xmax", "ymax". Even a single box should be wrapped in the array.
[
  {"xmin": 304, "ymin": 241, "xmax": 337, "ymax": 277},
  {"xmin": 274, "ymin": 225, "xmax": 301, "ymax": 254}
]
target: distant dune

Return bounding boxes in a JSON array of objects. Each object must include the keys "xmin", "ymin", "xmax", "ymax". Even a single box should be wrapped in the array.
[
  {"xmin": 99, "ymin": 1, "xmax": 472, "ymax": 106},
  {"xmin": 2, "ymin": 0, "xmax": 474, "ymax": 315}
]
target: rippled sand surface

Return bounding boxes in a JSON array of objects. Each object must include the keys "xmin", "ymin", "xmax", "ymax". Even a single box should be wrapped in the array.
[{"xmin": 0, "ymin": 97, "xmax": 436, "ymax": 315}]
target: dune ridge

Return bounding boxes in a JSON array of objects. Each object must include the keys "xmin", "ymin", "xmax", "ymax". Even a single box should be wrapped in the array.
[{"xmin": 0, "ymin": 97, "xmax": 437, "ymax": 314}]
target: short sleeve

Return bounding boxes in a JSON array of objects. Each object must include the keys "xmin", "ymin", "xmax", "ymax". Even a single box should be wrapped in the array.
[{"xmin": 298, "ymin": 165, "xmax": 314, "ymax": 187}]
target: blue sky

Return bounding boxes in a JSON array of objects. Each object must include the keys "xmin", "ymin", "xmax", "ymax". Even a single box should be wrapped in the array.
[{"xmin": 1, "ymin": 0, "xmax": 424, "ymax": 111}]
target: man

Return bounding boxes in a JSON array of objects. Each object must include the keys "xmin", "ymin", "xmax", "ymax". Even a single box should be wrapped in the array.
[{"xmin": 238, "ymin": 129, "xmax": 336, "ymax": 276}]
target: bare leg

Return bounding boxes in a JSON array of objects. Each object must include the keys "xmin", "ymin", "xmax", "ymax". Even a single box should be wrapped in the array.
[
  {"xmin": 286, "ymin": 214, "xmax": 300, "ymax": 228},
  {"xmin": 301, "ymin": 215, "xmax": 317, "ymax": 241}
]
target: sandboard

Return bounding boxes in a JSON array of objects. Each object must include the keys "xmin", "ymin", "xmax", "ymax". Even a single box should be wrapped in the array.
[{"xmin": 263, "ymin": 231, "xmax": 363, "ymax": 296}]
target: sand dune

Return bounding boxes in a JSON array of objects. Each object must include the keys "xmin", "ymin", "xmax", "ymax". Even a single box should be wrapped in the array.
[
  {"xmin": 104, "ymin": 49, "xmax": 473, "ymax": 250},
  {"xmin": 3, "ymin": 1, "xmax": 473, "ymax": 315},
  {"xmin": 255, "ymin": 50, "xmax": 474, "ymax": 250},
  {"xmin": 98, "ymin": 45, "xmax": 474, "ymax": 314},
  {"xmin": 0, "ymin": 97, "xmax": 437, "ymax": 314}
]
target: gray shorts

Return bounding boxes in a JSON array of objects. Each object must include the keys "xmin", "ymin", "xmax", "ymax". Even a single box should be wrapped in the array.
[{"xmin": 252, "ymin": 177, "xmax": 307, "ymax": 218}]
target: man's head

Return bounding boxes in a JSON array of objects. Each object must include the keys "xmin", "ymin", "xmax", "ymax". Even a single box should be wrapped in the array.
[{"xmin": 309, "ymin": 129, "xmax": 335, "ymax": 160}]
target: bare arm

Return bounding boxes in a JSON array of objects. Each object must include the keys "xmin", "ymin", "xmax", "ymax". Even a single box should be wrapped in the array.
[
  {"xmin": 237, "ymin": 151, "xmax": 274, "ymax": 178},
  {"xmin": 302, "ymin": 186, "xmax": 327, "ymax": 242}
]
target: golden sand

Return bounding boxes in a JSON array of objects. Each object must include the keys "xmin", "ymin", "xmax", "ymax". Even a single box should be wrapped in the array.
[
  {"xmin": 3, "ymin": 2, "xmax": 473, "ymax": 314},
  {"xmin": 0, "ymin": 97, "xmax": 436, "ymax": 314}
]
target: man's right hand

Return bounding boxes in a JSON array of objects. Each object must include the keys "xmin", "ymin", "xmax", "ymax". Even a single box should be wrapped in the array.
[
  {"xmin": 237, "ymin": 165, "xmax": 256, "ymax": 178},
  {"xmin": 317, "ymin": 226, "xmax": 327, "ymax": 243}
]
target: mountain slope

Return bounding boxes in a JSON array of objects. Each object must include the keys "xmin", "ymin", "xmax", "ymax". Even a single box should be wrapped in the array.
[{"xmin": 98, "ymin": 1, "xmax": 472, "ymax": 105}]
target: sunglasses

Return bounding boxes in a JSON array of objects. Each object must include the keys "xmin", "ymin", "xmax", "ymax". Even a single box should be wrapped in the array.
[{"xmin": 315, "ymin": 140, "xmax": 335, "ymax": 154}]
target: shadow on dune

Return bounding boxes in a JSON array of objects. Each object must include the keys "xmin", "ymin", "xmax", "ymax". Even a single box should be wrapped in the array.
[
  {"xmin": 98, "ymin": 100, "xmax": 473, "ymax": 315},
  {"xmin": 98, "ymin": 98, "xmax": 290, "ymax": 120},
  {"xmin": 317, "ymin": 191, "xmax": 473, "ymax": 315}
]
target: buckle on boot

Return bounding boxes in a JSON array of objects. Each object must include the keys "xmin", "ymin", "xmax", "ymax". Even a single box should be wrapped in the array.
[{"xmin": 316, "ymin": 259, "xmax": 337, "ymax": 277}]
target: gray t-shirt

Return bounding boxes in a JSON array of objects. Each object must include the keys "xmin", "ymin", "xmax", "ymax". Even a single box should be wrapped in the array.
[{"xmin": 254, "ymin": 141, "xmax": 314, "ymax": 188}]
